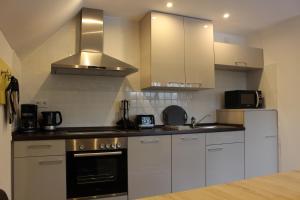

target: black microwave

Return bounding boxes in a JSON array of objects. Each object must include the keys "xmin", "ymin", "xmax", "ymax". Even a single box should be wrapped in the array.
[{"xmin": 224, "ymin": 90, "xmax": 264, "ymax": 109}]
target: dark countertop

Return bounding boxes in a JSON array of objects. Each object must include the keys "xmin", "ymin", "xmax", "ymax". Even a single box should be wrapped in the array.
[{"xmin": 12, "ymin": 124, "xmax": 245, "ymax": 141}]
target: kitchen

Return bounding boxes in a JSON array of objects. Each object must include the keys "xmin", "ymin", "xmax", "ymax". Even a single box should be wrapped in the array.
[{"xmin": 0, "ymin": 0, "xmax": 300, "ymax": 200}]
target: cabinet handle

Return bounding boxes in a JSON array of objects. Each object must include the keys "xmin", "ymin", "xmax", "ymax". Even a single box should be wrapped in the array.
[
  {"xmin": 74, "ymin": 152, "xmax": 122, "ymax": 158},
  {"xmin": 167, "ymin": 82, "xmax": 185, "ymax": 87},
  {"xmin": 235, "ymin": 61, "xmax": 248, "ymax": 66},
  {"xmin": 265, "ymin": 135, "xmax": 277, "ymax": 139},
  {"xmin": 38, "ymin": 160, "xmax": 63, "ymax": 165},
  {"xmin": 207, "ymin": 148, "xmax": 224, "ymax": 152},
  {"xmin": 185, "ymin": 83, "xmax": 202, "ymax": 88},
  {"xmin": 27, "ymin": 144, "xmax": 52, "ymax": 149},
  {"xmin": 140, "ymin": 139, "xmax": 160, "ymax": 144},
  {"xmin": 180, "ymin": 137, "xmax": 198, "ymax": 141},
  {"xmin": 151, "ymin": 81, "xmax": 162, "ymax": 87}
]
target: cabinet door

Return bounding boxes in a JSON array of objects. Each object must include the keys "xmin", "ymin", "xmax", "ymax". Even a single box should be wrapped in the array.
[
  {"xmin": 172, "ymin": 134, "xmax": 205, "ymax": 192},
  {"xmin": 206, "ymin": 143, "xmax": 244, "ymax": 186},
  {"xmin": 184, "ymin": 18, "xmax": 215, "ymax": 89},
  {"xmin": 151, "ymin": 12, "xmax": 185, "ymax": 86},
  {"xmin": 14, "ymin": 156, "xmax": 66, "ymax": 200},
  {"xmin": 245, "ymin": 111, "xmax": 278, "ymax": 178},
  {"xmin": 214, "ymin": 42, "xmax": 263, "ymax": 69},
  {"xmin": 128, "ymin": 136, "xmax": 171, "ymax": 199}
]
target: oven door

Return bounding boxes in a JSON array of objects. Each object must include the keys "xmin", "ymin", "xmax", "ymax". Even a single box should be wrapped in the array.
[{"xmin": 66, "ymin": 149, "xmax": 127, "ymax": 199}]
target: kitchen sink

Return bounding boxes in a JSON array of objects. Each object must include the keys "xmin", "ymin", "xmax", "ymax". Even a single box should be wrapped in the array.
[
  {"xmin": 163, "ymin": 124, "xmax": 239, "ymax": 131},
  {"xmin": 195, "ymin": 124, "xmax": 238, "ymax": 129}
]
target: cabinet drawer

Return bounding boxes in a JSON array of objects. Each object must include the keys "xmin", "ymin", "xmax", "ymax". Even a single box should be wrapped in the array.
[
  {"xmin": 206, "ymin": 131, "xmax": 244, "ymax": 145},
  {"xmin": 206, "ymin": 142, "xmax": 244, "ymax": 185},
  {"xmin": 14, "ymin": 140, "xmax": 65, "ymax": 157},
  {"xmin": 14, "ymin": 156, "xmax": 66, "ymax": 200}
]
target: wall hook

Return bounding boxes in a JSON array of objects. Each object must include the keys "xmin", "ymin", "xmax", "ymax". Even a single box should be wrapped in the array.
[{"xmin": 1, "ymin": 69, "xmax": 9, "ymax": 76}]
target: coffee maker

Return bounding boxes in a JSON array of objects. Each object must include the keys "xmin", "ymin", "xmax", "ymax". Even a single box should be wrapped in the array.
[{"xmin": 20, "ymin": 104, "xmax": 38, "ymax": 132}]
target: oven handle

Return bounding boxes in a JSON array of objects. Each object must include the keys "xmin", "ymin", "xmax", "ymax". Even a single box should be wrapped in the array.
[{"xmin": 74, "ymin": 151, "xmax": 122, "ymax": 158}]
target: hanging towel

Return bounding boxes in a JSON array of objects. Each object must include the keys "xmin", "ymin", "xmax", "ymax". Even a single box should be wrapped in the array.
[
  {"xmin": 6, "ymin": 76, "xmax": 19, "ymax": 124},
  {"xmin": 0, "ymin": 75, "xmax": 8, "ymax": 104}
]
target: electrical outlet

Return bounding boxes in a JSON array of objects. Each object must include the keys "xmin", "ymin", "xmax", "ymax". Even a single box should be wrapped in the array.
[{"xmin": 36, "ymin": 100, "xmax": 48, "ymax": 109}]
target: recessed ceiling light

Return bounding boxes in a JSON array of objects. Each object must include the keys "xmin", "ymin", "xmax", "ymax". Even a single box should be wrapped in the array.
[
  {"xmin": 166, "ymin": 2, "xmax": 173, "ymax": 8},
  {"xmin": 223, "ymin": 13, "xmax": 230, "ymax": 19},
  {"xmin": 203, "ymin": 25, "xmax": 208, "ymax": 29},
  {"xmin": 152, "ymin": 16, "xmax": 157, "ymax": 20}
]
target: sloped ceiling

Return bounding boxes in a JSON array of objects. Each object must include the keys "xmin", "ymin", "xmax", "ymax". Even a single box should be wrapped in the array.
[{"xmin": 1, "ymin": 0, "xmax": 300, "ymax": 57}]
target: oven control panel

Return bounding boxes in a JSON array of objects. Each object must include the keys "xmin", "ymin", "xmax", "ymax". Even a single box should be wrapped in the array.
[
  {"xmin": 97, "ymin": 143, "xmax": 122, "ymax": 150},
  {"xmin": 66, "ymin": 138, "xmax": 128, "ymax": 151}
]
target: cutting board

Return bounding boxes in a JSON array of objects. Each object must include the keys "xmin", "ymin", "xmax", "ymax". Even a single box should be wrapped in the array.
[
  {"xmin": 162, "ymin": 105, "xmax": 188, "ymax": 125},
  {"xmin": 0, "ymin": 58, "xmax": 11, "ymax": 105}
]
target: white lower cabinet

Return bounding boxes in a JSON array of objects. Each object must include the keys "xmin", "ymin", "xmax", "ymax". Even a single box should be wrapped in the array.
[
  {"xmin": 244, "ymin": 110, "xmax": 278, "ymax": 178},
  {"xmin": 128, "ymin": 136, "xmax": 171, "ymax": 199},
  {"xmin": 206, "ymin": 142, "xmax": 244, "ymax": 186},
  {"xmin": 14, "ymin": 156, "xmax": 66, "ymax": 200},
  {"xmin": 172, "ymin": 134, "xmax": 205, "ymax": 192},
  {"xmin": 13, "ymin": 140, "xmax": 66, "ymax": 200}
]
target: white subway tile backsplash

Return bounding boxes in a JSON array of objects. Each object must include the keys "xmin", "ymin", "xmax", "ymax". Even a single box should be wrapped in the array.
[
  {"xmin": 158, "ymin": 92, "xmax": 165, "ymax": 100},
  {"xmin": 27, "ymin": 70, "xmax": 247, "ymax": 126}
]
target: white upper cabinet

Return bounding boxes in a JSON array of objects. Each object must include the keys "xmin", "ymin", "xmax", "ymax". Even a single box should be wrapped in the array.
[
  {"xmin": 140, "ymin": 12, "xmax": 215, "ymax": 90},
  {"xmin": 184, "ymin": 17, "xmax": 215, "ymax": 88},
  {"xmin": 214, "ymin": 42, "xmax": 264, "ymax": 70},
  {"xmin": 151, "ymin": 12, "xmax": 185, "ymax": 87}
]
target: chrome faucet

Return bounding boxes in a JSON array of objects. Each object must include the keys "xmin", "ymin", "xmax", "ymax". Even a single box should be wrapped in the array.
[
  {"xmin": 191, "ymin": 114, "xmax": 212, "ymax": 128},
  {"xmin": 191, "ymin": 117, "xmax": 196, "ymax": 128}
]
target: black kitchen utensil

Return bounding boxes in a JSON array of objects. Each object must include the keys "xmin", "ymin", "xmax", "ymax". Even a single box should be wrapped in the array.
[
  {"xmin": 162, "ymin": 105, "xmax": 188, "ymax": 125},
  {"xmin": 117, "ymin": 99, "xmax": 135, "ymax": 130}
]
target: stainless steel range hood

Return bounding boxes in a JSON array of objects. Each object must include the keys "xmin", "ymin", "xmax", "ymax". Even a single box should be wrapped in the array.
[{"xmin": 51, "ymin": 8, "xmax": 138, "ymax": 77}]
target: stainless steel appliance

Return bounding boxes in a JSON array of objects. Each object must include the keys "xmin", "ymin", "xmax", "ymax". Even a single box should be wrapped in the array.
[
  {"xmin": 40, "ymin": 111, "xmax": 62, "ymax": 130},
  {"xmin": 224, "ymin": 90, "xmax": 264, "ymax": 109},
  {"xmin": 20, "ymin": 104, "xmax": 38, "ymax": 132},
  {"xmin": 51, "ymin": 8, "xmax": 138, "ymax": 77},
  {"xmin": 66, "ymin": 138, "xmax": 128, "ymax": 200},
  {"xmin": 135, "ymin": 114, "xmax": 155, "ymax": 129}
]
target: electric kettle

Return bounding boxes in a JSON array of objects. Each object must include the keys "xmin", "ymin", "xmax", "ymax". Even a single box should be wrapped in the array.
[{"xmin": 41, "ymin": 111, "xmax": 62, "ymax": 131}]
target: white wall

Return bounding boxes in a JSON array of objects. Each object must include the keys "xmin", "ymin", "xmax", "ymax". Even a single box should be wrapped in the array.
[
  {"xmin": 21, "ymin": 16, "xmax": 247, "ymax": 127},
  {"xmin": 247, "ymin": 15, "xmax": 300, "ymax": 172},
  {"xmin": 0, "ymin": 30, "xmax": 22, "ymax": 199},
  {"xmin": 214, "ymin": 32, "xmax": 247, "ymax": 45}
]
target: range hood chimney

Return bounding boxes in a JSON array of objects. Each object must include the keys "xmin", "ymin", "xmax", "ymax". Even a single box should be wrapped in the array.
[{"xmin": 51, "ymin": 8, "xmax": 138, "ymax": 77}]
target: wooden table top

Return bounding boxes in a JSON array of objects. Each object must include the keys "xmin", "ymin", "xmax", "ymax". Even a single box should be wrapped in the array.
[{"xmin": 140, "ymin": 170, "xmax": 300, "ymax": 200}]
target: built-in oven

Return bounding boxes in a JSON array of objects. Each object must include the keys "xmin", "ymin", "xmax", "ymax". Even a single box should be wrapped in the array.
[{"xmin": 66, "ymin": 138, "xmax": 128, "ymax": 200}]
